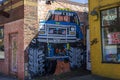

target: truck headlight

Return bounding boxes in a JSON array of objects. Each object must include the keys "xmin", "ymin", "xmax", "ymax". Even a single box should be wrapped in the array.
[
  {"xmin": 39, "ymin": 31, "xmax": 45, "ymax": 34},
  {"xmin": 70, "ymin": 32, "xmax": 75, "ymax": 35},
  {"xmin": 71, "ymin": 27, "xmax": 75, "ymax": 31},
  {"xmin": 39, "ymin": 25, "xmax": 45, "ymax": 30}
]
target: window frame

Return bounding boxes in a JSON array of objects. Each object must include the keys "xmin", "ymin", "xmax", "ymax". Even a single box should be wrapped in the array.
[
  {"xmin": 100, "ymin": 6, "xmax": 120, "ymax": 63},
  {"xmin": 0, "ymin": 26, "xmax": 4, "ymax": 60}
]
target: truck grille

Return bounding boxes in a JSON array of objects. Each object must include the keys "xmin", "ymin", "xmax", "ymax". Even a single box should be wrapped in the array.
[
  {"xmin": 48, "ymin": 28, "xmax": 66, "ymax": 35},
  {"xmin": 38, "ymin": 24, "xmax": 76, "ymax": 43}
]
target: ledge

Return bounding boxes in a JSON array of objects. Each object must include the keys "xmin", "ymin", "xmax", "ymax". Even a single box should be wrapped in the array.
[{"xmin": 102, "ymin": 61, "xmax": 120, "ymax": 64}]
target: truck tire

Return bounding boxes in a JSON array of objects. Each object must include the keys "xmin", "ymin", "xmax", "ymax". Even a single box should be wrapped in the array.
[
  {"xmin": 37, "ymin": 47, "xmax": 46, "ymax": 76},
  {"xmin": 28, "ymin": 46, "xmax": 35, "ymax": 78},
  {"xmin": 28, "ymin": 44, "xmax": 46, "ymax": 77},
  {"xmin": 69, "ymin": 47, "xmax": 82, "ymax": 69}
]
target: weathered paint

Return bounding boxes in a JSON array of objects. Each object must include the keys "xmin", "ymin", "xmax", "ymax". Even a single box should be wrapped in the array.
[
  {"xmin": 89, "ymin": 0, "xmax": 120, "ymax": 79},
  {"xmin": 4, "ymin": 1, "xmax": 24, "ymax": 11},
  {"xmin": 0, "ymin": 0, "xmax": 38, "ymax": 79},
  {"xmin": 0, "ymin": 0, "xmax": 24, "ymax": 24}
]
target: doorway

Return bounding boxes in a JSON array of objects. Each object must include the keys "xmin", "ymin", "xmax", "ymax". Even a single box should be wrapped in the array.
[{"xmin": 9, "ymin": 33, "xmax": 18, "ymax": 76}]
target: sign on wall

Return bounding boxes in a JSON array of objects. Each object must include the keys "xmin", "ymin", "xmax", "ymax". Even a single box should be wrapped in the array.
[
  {"xmin": 105, "ymin": 46, "xmax": 117, "ymax": 62},
  {"xmin": 101, "ymin": 8, "xmax": 117, "ymax": 26},
  {"xmin": 108, "ymin": 32, "xmax": 120, "ymax": 44}
]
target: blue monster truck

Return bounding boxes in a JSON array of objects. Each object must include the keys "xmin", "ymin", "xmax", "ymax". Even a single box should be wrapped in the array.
[{"xmin": 28, "ymin": 10, "xmax": 84, "ymax": 77}]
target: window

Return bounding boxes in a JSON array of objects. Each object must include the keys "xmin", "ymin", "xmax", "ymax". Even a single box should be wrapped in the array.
[
  {"xmin": 101, "ymin": 7, "xmax": 120, "ymax": 63},
  {"xmin": 0, "ymin": 0, "xmax": 7, "ymax": 5},
  {"xmin": 119, "ymin": 7, "xmax": 120, "ymax": 22},
  {"xmin": 0, "ymin": 27, "xmax": 4, "ymax": 59}
]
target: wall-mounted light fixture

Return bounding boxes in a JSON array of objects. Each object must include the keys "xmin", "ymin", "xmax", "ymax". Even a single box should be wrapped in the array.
[
  {"xmin": 90, "ymin": 9, "xmax": 98, "ymax": 20},
  {"xmin": 90, "ymin": 10, "xmax": 98, "ymax": 16}
]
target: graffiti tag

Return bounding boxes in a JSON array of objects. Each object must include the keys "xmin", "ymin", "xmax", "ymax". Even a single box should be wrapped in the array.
[{"xmin": 90, "ymin": 38, "xmax": 98, "ymax": 46}]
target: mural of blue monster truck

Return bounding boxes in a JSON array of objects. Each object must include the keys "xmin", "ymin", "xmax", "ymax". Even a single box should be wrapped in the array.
[{"xmin": 28, "ymin": 8, "xmax": 84, "ymax": 77}]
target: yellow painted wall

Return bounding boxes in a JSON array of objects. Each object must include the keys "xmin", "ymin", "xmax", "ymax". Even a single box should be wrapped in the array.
[{"xmin": 89, "ymin": 0, "xmax": 120, "ymax": 79}]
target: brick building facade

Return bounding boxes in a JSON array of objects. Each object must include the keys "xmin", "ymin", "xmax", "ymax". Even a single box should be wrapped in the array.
[
  {"xmin": 38, "ymin": 0, "xmax": 88, "ymax": 24},
  {"xmin": 0, "ymin": 0, "xmax": 88, "ymax": 79},
  {"xmin": 0, "ymin": 0, "xmax": 38, "ymax": 80}
]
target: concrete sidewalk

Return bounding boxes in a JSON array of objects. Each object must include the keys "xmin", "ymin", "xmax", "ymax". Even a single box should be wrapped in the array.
[
  {"xmin": 0, "ymin": 73, "xmax": 114, "ymax": 80},
  {"xmin": 69, "ymin": 75, "xmax": 113, "ymax": 80},
  {"xmin": 0, "ymin": 73, "xmax": 17, "ymax": 80}
]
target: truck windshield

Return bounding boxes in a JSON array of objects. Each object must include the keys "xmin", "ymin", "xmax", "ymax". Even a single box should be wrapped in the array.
[{"xmin": 46, "ymin": 11, "xmax": 80, "ymax": 25}]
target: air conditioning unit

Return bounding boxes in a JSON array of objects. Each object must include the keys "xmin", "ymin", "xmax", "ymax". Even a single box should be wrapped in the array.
[{"xmin": 46, "ymin": 0, "xmax": 54, "ymax": 5}]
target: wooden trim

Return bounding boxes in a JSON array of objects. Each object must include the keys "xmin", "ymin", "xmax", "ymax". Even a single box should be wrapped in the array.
[
  {"xmin": 102, "ymin": 61, "xmax": 120, "ymax": 64},
  {"xmin": 4, "ymin": 1, "xmax": 24, "ymax": 12},
  {"xmin": 0, "ymin": 0, "xmax": 23, "ymax": 12}
]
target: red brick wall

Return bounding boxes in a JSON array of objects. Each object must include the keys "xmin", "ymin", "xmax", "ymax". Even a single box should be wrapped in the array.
[
  {"xmin": 4, "ymin": 19, "xmax": 24, "ymax": 80},
  {"xmin": 0, "ymin": 0, "xmax": 38, "ymax": 80},
  {"xmin": 0, "ymin": 59, "xmax": 5, "ymax": 73}
]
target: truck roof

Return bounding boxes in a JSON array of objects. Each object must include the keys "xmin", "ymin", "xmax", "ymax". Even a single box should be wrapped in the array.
[{"xmin": 49, "ymin": 10, "xmax": 77, "ymax": 14}]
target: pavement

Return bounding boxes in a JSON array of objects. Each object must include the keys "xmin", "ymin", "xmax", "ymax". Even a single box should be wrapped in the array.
[
  {"xmin": 0, "ymin": 75, "xmax": 114, "ymax": 80},
  {"xmin": 69, "ymin": 75, "xmax": 114, "ymax": 80},
  {"xmin": 0, "ymin": 73, "xmax": 17, "ymax": 80}
]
